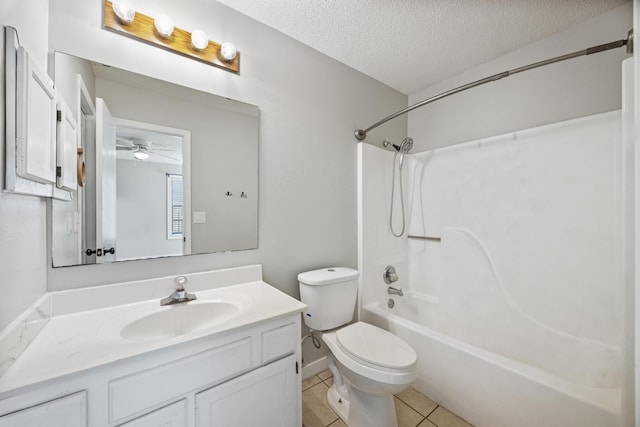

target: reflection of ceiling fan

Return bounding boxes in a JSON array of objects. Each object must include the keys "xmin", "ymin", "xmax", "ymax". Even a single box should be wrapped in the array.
[{"xmin": 116, "ymin": 137, "xmax": 178, "ymax": 162}]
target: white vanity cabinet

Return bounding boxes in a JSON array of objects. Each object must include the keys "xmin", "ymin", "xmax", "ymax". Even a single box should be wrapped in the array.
[
  {"xmin": 0, "ymin": 314, "xmax": 302, "ymax": 427},
  {"xmin": 0, "ymin": 392, "xmax": 87, "ymax": 427},
  {"xmin": 195, "ymin": 354, "xmax": 297, "ymax": 427},
  {"xmin": 119, "ymin": 401, "xmax": 187, "ymax": 427}
]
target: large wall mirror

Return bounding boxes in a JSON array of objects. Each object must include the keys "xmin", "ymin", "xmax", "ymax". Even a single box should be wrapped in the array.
[{"xmin": 51, "ymin": 52, "xmax": 259, "ymax": 267}]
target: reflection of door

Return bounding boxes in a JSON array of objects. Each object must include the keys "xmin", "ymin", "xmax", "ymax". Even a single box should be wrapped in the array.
[
  {"xmin": 96, "ymin": 98, "xmax": 117, "ymax": 263},
  {"xmin": 113, "ymin": 118, "xmax": 191, "ymax": 260}
]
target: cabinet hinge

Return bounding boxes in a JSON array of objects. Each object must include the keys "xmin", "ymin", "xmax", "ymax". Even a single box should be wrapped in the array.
[
  {"xmin": 56, "ymin": 166, "xmax": 61, "ymax": 177},
  {"xmin": 56, "ymin": 110, "xmax": 62, "ymax": 122},
  {"xmin": 295, "ymin": 361, "xmax": 299, "ymax": 374}
]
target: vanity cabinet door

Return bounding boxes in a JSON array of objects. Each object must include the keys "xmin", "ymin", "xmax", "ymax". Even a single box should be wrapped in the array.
[
  {"xmin": 117, "ymin": 400, "xmax": 186, "ymax": 427},
  {"xmin": 195, "ymin": 354, "xmax": 297, "ymax": 427},
  {"xmin": 0, "ymin": 391, "xmax": 86, "ymax": 427}
]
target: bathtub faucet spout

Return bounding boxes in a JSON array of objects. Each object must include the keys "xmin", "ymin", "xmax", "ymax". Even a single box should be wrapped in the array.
[{"xmin": 387, "ymin": 286, "xmax": 404, "ymax": 297}]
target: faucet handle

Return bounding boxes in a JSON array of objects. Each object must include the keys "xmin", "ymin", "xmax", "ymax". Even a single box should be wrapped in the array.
[
  {"xmin": 383, "ymin": 265, "xmax": 398, "ymax": 284},
  {"xmin": 174, "ymin": 276, "xmax": 188, "ymax": 291}
]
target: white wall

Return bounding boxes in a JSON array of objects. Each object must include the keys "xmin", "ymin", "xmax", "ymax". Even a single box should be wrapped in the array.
[
  {"xmin": 0, "ymin": 0, "xmax": 50, "ymax": 331},
  {"xmin": 408, "ymin": 3, "xmax": 632, "ymax": 152}
]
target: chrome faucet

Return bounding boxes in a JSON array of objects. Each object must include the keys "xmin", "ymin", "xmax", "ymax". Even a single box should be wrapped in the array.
[
  {"xmin": 387, "ymin": 286, "xmax": 404, "ymax": 297},
  {"xmin": 160, "ymin": 276, "xmax": 197, "ymax": 306}
]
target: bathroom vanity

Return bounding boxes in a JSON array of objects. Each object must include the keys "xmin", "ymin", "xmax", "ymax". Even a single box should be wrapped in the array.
[{"xmin": 0, "ymin": 265, "xmax": 305, "ymax": 426}]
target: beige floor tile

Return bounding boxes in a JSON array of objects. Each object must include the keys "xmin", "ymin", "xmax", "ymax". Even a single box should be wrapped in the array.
[
  {"xmin": 328, "ymin": 418, "xmax": 348, "ymax": 427},
  {"xmin": 318, "ymin": 368, "xmax": 333, "ymax": 380},
  {"xmin": 302, "ymin": 382, "xmax": 338, "ymax": 427},
  {"xmin": 323, "ymin": 377, "xmax": 334, "ymax": 388},
  {"xmin": 396, "ymin": 388, "xmax": 438, "ymax": 417},
  {"xmin": 417, "ymin": 419, "xmax": 438, "ymax": 427},
  {"xmin": 427, "ymin": 406, "xmax": 473, "ymax": 427},
  {"xmin": 394, "ymin": 396, "xmax": 425, "ymax": 427},
  {"xmin": 302, "ymin": 375, "xmax": 322, "ymax": 391}
]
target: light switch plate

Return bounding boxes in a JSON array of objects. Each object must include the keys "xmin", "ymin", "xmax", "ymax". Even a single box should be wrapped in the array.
[{"xmin": 193, "ymin": 211, "xmax": 206, "ymax": 223}]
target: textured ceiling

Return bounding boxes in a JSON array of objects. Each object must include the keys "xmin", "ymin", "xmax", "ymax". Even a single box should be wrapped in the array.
[{"xmin": 216, "ymin": 0, "xmax": 628, "ymax": 94}]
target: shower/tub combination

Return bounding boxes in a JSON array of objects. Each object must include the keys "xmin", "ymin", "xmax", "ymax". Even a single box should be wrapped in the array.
[{"xmin": 354, "ymin": 34, "xmax": 632, "ymax": 427}]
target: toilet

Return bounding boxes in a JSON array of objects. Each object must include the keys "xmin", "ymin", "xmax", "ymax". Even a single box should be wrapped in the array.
[{"xmin": 298, "ymin": 267, "xmax": 417, "ymax": 427}]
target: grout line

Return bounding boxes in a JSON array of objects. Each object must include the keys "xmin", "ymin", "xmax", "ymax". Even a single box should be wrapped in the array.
[
  {"xmin": 302, "ymin": 375, "xmax": 322, "ymax": 391},
  {"xmin": 426, "ymin": 405, "xmax": 439, "ymax": 418},
  {"xmin": 395, "ymin": 393, "xmax": 438, "ymax": 420}
]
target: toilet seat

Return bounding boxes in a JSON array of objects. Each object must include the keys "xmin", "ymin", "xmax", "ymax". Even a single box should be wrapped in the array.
[
  {"xmin": 336, "ymin": 322, "xmax": 417, "ymax": 371},
  {"xmin": 322, "ymin": 323, "xmax": 417, "ymax": 386}
]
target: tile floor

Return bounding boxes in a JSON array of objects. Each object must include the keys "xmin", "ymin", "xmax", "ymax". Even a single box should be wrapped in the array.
[{"xmin": 302, "ymin": 370, "xmax": 474, "ymax": 427}]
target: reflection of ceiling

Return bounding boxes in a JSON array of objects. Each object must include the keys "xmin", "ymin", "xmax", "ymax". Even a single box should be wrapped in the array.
[
  {"xmin": 215, "ymin": 0, "xmax": 628, "ymax": 94},
  {"xmin": 116, "ymin": 125, "xmax": 183, "ymax": 165}
]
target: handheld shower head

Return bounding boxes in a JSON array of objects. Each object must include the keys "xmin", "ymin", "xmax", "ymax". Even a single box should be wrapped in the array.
[
  {"xmin": 400, "ymin": 137, "xmax": 413, "ymax": 154},
  {"xmin": 389, "ymin": 136, "xmax": 413, "ymax": 238},
  {"xmin": 383, "ymin": 137, "xmax": 414, "ymax": 153}
]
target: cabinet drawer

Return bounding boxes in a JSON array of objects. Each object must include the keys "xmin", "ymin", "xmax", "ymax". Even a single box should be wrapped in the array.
[
  {"xmin": 0, "ymin": 391, "xmax": 87, "ymax": 427},
  {"xmin": 261, "ymin": 322, "xmax": 296, "ymax": 363},
  {"xmin": 118, "ymin": 400, "xmax": 186, "ymax": 427},
  {"xmin": 109, "ymin": 337, "xmax": 251, "ymax": 423}
]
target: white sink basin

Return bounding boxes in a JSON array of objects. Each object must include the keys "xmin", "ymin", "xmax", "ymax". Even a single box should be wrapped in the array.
[{"xmin": 121, "ymin": 301, "xmax": 241, "ymax": 341}]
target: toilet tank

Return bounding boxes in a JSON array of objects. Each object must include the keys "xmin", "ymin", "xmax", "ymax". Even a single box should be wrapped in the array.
[{"xmin": 298, "ymin": 267, "xmax": 359, "ymax": 331}]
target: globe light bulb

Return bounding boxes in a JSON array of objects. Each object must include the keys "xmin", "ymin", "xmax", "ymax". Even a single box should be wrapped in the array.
[
  {"xmin": 154, "ymin": 15, "xmax": 174, "ymax": 38},
  {"xmin": 113, "ymin": 0, "xmax": 135, "ymax": 24},
  {"xmin": 191, "ymin": 30, "xmax": 209, "ymax": 51},
  {"xmin": 220, "ymin": 42, "xmax": 237, "ymax": 62}
]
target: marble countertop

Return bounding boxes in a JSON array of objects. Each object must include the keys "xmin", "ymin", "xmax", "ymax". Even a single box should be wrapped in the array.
[{"xmin": 0, "ymin": 280, "xmax": 305, "ymax": 395}]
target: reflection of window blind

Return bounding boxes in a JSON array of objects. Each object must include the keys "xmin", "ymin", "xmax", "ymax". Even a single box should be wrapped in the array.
[{"xmin": 167, "ymin": 174, "xmax": 183, "ymax": 239}]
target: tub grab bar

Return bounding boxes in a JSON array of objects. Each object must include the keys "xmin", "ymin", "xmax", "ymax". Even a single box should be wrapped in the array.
[{"xmin": 407, "ymin": 235, "xmax": 441, "ymax": 241}]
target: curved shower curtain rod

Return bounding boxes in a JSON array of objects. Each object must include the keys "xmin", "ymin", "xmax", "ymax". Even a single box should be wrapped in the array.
[{"xmin": 354, "ymin": 30, "xmax": 634, "ymax": 142}]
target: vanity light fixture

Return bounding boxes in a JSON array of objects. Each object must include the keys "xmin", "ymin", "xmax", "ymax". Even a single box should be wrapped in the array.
[
  {"xmin": 191, "ymin": 30, "xmax": 209, "ymax": 51},
  {"xmin": 103, "ymin": 0, "xmax": 240, "ymax": 73},
  {"xmin": 112, "ymin": 0, "xmax": 135, "ymax": 24},
  {"xmin": 220, "ymin": 42, "xmax": 237, "ymax": 62},
  {"xmin": 154, "ymin": 15, "xmax": 174, "ymax": 39}
]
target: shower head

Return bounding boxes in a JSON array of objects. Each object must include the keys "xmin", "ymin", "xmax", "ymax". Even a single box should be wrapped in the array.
[
  {"xmin": 399, "ymin": 137, "xmax": 413, "ymax": 154},
  {"xmin": 383, "ymin": 137, "xmax": 414, "ymax": 153}
]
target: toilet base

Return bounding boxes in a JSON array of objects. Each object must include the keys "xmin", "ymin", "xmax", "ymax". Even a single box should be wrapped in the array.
[
  {"xmin": 326, "ymin": 384, "xmax": 398, "ymax": 427},
  {"xmin": 327, "ymin": 384, "xmax": 350, "ymax": 424}
]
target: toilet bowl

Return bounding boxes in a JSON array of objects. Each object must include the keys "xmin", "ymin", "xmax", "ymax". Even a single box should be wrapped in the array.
[
  {"xmin": 322, "ymin": 322, "xmax": 417, "ymax": 427},
  {"xmin": 298, "ymin": 268, "xmax": 417, "ymax": 427}
]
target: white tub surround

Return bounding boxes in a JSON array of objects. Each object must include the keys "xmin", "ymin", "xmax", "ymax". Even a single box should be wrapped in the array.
[
  {"xmin": 359, "ymin": 110, "xmax": 626, "ymax": 427},
  {"xmin": 0, "ymin": 265, "xmax": 306, "ymax": 426}
]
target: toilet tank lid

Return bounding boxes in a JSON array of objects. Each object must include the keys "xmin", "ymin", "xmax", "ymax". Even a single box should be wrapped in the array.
[{"xmin": 298, "ymin": 267, "xmax": 359, "ymax": 285}]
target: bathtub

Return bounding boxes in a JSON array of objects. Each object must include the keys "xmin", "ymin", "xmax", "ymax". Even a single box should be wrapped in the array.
[{"xmin": 362, "ymin": 298, "xmax": 621, "ymax": 427}]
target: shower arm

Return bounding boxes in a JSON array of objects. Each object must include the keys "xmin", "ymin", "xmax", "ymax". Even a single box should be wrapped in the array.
[{"xmin": 354, "ymin": 30, "xmax": 633, "ymax": 142}]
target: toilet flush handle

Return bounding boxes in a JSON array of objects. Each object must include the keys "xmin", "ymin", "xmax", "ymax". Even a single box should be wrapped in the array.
[{"xmin": 383, "ymin": 265, "xmax": 398, "ymax": 284}]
